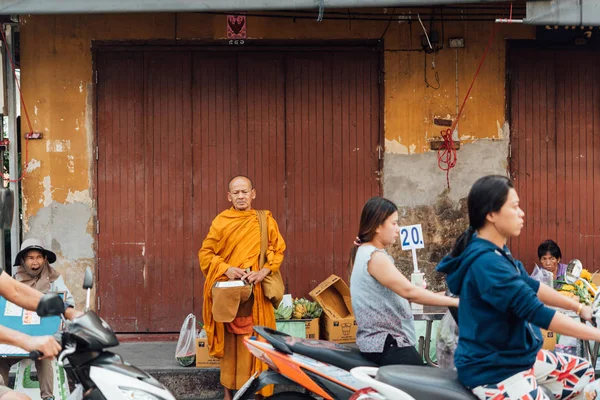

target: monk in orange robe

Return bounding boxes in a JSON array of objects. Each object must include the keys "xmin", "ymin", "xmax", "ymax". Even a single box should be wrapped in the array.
[{"xmin": 199, "ymin": 175, "xmax": 286, "ymax": 400}]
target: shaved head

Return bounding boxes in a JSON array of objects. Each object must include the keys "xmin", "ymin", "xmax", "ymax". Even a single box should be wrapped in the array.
[
  {"xmin": 227, "ymin": 175, "xmax": 256, "ymax": 211},
  {"xmin": 228, "ymin": 175, "xmax": 253, "ymax": 191}
]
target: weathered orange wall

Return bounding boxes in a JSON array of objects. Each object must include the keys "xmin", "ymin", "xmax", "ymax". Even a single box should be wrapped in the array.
[{"xmin": 19, "ymin": 11, "xmax": 535, "ymax": 305}]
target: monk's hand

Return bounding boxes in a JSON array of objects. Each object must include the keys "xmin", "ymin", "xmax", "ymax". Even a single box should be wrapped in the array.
[
  {"xmin": 225, "ymin": 267, "xmax": 247, "ymax": 280},
  {"xmin": 243, "ymin": 268, "xmax": 271, "ymax": 284}
]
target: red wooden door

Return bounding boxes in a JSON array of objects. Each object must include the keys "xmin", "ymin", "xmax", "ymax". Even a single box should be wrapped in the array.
[
  {"xmin": 509, "ymin": 45, "xmax": 600, "ymax": 272},
  {"xmin": 96, "ymin": 51, "xmax": 147, "ymax": 332},
  {"xmin": 285, "ymin": 51, "xmax": 381, "ymax": 295},
  {"xmin": 96, "ymin": 46, "xmax": 380, "ymax": 332}
]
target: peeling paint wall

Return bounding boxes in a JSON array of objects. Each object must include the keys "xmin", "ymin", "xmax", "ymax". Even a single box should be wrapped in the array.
[
  {"xmin": 384, "ymin": 131, "xmax": 511, "ymax": 290},
  {"xmin": 19, "ymin": 12, "xmax": 535, "ymax": 306}
]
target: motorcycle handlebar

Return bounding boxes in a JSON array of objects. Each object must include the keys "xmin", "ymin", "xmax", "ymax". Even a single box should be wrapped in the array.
[{"xmin": 29, "ymin": 333, "xmax": 63, "ymax": 361}]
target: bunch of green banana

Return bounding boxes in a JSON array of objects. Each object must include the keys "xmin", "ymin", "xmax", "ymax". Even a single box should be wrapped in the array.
[
  {"xmin": 274, "ymin": 302, "xmax": 293, "ymax": 320},
  {"xmin": 292, "ymin": 298, "xmax": 323, "ymax": 319}
]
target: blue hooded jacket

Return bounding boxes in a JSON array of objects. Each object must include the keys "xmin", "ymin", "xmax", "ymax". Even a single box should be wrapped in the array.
[{"xmin": 436, "ymin": 235, "xmax": 556, "ymax": 388}]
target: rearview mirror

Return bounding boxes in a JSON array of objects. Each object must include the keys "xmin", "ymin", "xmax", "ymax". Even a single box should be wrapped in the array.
[
  {"xmin": 565, "ymin": 259, "xmax": 584, "ymax": 285},
  {"xmin": 83, "ymin": 267, "xmax": 93, "ymax": 290},
  {"xmin": 36, "ymin": 293, "xmax": 65, "ymax": 317}
]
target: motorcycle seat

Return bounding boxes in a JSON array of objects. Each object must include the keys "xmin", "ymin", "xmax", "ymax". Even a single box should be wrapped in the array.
[
  {"xmin": 375, "ymin": 365, "xmax": 477, "ymax": 400},
  {"xmin": 283, "ymin": 336, "xmax": 378, "ymax": 371}
]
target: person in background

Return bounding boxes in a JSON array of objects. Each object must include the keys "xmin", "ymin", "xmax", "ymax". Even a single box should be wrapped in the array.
[
  {"xmin": 536, "ymin": 239, "xmax": 567, "ymax": 288},
  {"xmin": 0, "ymin": 238, "xmax": 75, "ymax": 400},
  {"xmin": 199, "ymin": 175, "xmax": 286, "ymax": 400}
]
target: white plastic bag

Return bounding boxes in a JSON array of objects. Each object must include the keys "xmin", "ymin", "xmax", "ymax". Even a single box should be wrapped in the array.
[
  {"xmin": 531, "ymin": 265, "xmax": 554, "ymax": 287},
  {"xmin": 176, "ymin": 313, "xmax": 197, "ymax": 367},
  {"xmin": 436, "ymin": 310, "xmax": 459, "ymax": 369},
  {"xmin": 198, "ymin": 327, "xmax": 207, "ymax": 338}
]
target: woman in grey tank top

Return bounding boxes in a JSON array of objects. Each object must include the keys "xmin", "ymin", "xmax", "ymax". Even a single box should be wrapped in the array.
[{"xmin": 349, "ymin": 197, "xmax": 458, "ymax": 366}]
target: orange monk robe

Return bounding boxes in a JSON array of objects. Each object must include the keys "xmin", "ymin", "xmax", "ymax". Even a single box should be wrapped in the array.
[{"xmin": 199, "ymin": 208, "xmax": 286, "ymax": 390}]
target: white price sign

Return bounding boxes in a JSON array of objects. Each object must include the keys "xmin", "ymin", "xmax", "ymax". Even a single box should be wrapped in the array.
[{"xmin": 399, "ymin": 224, "xmax": 425, "ymax": 251}]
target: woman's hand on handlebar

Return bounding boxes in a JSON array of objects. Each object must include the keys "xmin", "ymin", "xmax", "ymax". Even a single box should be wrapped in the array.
[
  {"xmin": 579, "ymin": 305, "xmax": 594, "ymax": 323},
  {"xmin": 27, "ymin": 335, "xmax": 61, "ymax": 360}
]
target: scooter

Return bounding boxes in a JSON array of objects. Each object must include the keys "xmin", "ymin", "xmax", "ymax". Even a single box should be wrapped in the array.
[
  {"xmin": 30, "ymin": 267, "xmax": 176, "ymax": 400},
  {"xmin": 238, "ymin": 295, "xmax": 572, "ymax": 399},
  {"xmin": 349, "ymin": 259, "xmax": 600, "ymax": 400},
  {"xmin": 240, "ymin": 327, "xmax": 559, "ymax": 400},
  {"xmin": 234, "ymin": 326, "xmax": 383, "ymax": 400},
  {"xmin": 239, "ymin": 326, "xmax": 559, "ymax": 400},
  {"xmin": 235, "ymin": 326, "xmax": 479, "ymax": 400}
]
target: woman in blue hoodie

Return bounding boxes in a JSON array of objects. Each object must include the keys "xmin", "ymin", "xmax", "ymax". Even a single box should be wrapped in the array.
[{"xmin": 436, "ymin": 175, "xmax": 600, "ymax": 400}]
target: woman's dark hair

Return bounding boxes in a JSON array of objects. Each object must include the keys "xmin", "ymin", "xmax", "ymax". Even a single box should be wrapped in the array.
[
  {"xmin": 537, "ymin": 240, "xmax": 562, "ymax": 260},
  {"xmin": 450, "ymin": 175, "xmax": 514, "ymax": 257},
  {"xmin": 349, "ymin": 197, "xmax": 398, "ymax": 272}
]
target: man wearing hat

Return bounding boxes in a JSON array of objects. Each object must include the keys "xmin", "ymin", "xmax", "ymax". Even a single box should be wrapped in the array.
[{"xmin": 0, "ymin": 239, "xmax": 75, "ymax": 400}]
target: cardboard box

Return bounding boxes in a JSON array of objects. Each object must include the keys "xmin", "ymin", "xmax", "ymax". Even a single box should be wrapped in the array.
[
  {"xmin": 305, "ymin": 318, "xmax": 319, "ymax": 340},
  {"xmin": 541, "ymin": 329, "xmax": 556, "ymax": 351},
  {"xmin": 276, "ymin": 320, "xmax": 307, "ymax": 338},
  {"xmin": 196, "ymin": 338, "xmax": 220, "ymax": 368},
  {"xmin": 275, "ymin": 318, "xmax": 320, "ymax": 339},
  {"xmin": 310, "ymin": 275, "xmax": 356, "ymax": 343},
  {"xmin": 320, "ymin": 314, "xmax": 357, "ymax": 343}
]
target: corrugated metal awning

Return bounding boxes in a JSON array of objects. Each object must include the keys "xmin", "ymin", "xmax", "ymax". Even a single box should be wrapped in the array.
[
  {"xmin": 525, "ymin": 0, "xmax": 600, "ymax": 26},
  {"xmin": 0, "ymin": 0, "xmax": 511, "ymax": 15}
]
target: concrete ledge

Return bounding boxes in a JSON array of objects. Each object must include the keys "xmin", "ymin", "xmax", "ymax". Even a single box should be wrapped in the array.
[{"xmin": 148, "ymin": 368, "xmax": 222, "ymax": 400}]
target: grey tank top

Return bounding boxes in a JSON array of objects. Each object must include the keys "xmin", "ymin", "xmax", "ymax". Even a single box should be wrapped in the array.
[{"xmin": 350, "ymin": 245, "xmax": 416, "ymax": 353}]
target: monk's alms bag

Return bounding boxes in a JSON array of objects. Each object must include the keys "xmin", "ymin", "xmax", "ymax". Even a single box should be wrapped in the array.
[{"xmin": 257, "ymin": 210, "xmax": 284, "ymax": 308}]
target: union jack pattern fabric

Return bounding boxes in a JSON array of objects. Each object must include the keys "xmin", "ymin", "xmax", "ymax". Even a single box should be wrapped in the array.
[{"xmin": 472, "ymin": 349, "xmax": 594, "ymax": 400}]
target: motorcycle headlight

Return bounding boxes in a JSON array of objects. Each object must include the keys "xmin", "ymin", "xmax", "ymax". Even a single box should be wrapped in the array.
[{"xmin": 118, "ymin": 386, "xmax": 166, "ymax": 400}]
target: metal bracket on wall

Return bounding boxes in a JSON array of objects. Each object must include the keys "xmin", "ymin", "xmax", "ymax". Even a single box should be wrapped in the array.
[
  {"xmin": 24, "ymin": 132, "xmax": 43, "ymax": 140},
  {"xmin": 429, "ymin": 138, "xmax": 460, "ymax": 150}
]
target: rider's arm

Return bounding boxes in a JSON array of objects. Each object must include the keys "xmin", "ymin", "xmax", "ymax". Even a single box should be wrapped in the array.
[
  {"xmin": 515, "ymin": 260, "xmax": 582, "ymax": 314},
  {"xmin": 474, "ymin": 252, "xmax": 556, "ymax": 329},
  {"xmin": 0, "ymin": 324, "xmax": 35, "ymax": 349},
  {"xmin": 536, "ymin": 283, "xmax": 582, "ymax": 314},
  {"xmin": 0, "ymin": 324, "xmax": 61, "ymax": 359},
  {"xmin": 367, "ymin": 251, "xmax": 458, "ymax": 307},
  {"xmin": 547, "ymin": 312, "xmax": 600, "ymax": 341},
  {"xmin": 515, "ymin": 260, "xmax": 591, "ymax": 319},
  {"xmin": 0, "ymin": 269, "xmax": 42, "ymax": 312}
]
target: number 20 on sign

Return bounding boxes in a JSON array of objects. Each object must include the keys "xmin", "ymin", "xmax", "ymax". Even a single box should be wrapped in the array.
[
  {"xmin": 399, "ymin": 224, "xmax": 425, "ymax": 272},
  {"xmin": 400, "ymin": 224, "xmax": 424, "ymax": 251},
  {"xmin": 400, "ymin": 224, "xmax": 426, "ymax": 310}
]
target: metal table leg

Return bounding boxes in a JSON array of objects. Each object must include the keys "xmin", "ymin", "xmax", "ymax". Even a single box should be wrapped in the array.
[
  {"xmin": 423, "ymin": 320, "xmax": 438, "ymax": 367},
  {"xmin": 590, "ymin": 341, "xmax": 600, "ymax": 371}
]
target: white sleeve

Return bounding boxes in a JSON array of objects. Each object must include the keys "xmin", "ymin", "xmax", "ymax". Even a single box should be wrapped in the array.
[{"xmin": 53, "ymin": 276, "xmax": 76, "ymax": 307}]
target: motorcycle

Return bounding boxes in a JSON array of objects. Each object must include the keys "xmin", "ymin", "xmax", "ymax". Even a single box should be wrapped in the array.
[
  {"xmin": 237, "ymin": 284, "xmax": 585, "ymax": 400},
  {"xmin": 30, "ymin": 267, "xmax": 176, "ymax": 400},
  {"xmin": 234, "ymin": 326, "xmax": 382, "ymax": 400},
  {"xmin": 235, "ymin": 326, "xmax": 481, "ymax": 400},
  {"xmin": 349, "ymin": 259, "xmax": 600, "ymax": 400}
]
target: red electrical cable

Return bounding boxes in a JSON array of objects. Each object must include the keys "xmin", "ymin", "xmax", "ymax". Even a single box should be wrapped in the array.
[
  {"xmin": 1, "ymin": 23, "xmax": 32, "ymax": 183},
  {"xmin": 437, "ymin": 22, "xmax": 498, "ymax": 189}
]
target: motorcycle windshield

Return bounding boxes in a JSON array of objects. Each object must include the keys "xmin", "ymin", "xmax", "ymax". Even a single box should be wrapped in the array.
[{"xmin": 69, "ymin": 312, "xmax": 119, "ymax": 350}]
